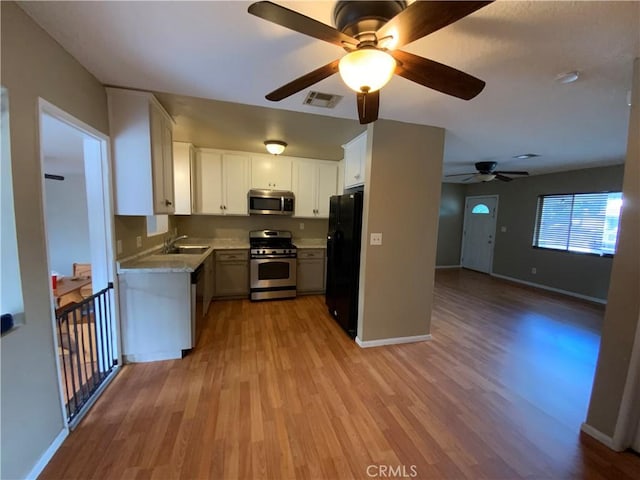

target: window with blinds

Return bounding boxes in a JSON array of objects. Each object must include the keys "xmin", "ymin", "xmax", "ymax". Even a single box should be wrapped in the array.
[{"xmin": 533, "ymin": 192, "xmax": 622, "ymax": 256}]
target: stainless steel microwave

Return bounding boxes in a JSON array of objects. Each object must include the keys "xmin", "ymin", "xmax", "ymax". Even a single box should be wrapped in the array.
[{"xmin": 248, "ymin": 189, "xmax": 295, "ymax": 216}]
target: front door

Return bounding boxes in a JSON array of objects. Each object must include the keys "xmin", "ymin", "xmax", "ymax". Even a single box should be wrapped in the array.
[{"xmin": 461, "ymin": 195, "xmax": 498, "ymax": 274}]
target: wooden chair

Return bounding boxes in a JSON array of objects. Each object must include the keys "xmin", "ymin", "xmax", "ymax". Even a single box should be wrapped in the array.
[{"xmin": 73, "ymin": 263, "xmax": 92, "ymax": 299}]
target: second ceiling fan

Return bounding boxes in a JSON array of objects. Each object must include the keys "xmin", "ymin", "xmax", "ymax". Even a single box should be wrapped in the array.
[{"xmin": 248, "ymin": 1, "xmax": 493, "ymax": 124}]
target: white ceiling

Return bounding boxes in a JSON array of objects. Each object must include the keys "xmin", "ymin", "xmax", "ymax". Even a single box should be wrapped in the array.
[{"xmin": 20, "ymin": 1, "xmax": 640, "ymax": 180}]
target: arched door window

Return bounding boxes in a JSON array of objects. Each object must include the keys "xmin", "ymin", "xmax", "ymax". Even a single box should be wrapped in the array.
[{"xmin": 471, "ymin": 204, "xmax": 490, "ymax": 214}]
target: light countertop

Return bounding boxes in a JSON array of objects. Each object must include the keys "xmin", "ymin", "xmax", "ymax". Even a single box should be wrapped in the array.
[
  {"xmin": 118, "ymin": 238, "xmax": 248, "ymax": 273},
  {"xmin": 117, "ymin": 237, "xmax": 324, "ymax": 273},
  {"xmin": 294, "ymin": 238, "xmax": 326, "ymax": 249}
]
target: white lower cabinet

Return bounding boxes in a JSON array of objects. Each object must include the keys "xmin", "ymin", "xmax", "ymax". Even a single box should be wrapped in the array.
[
  {"xmin": 214, "ymin": 250, "xmax": 249, "ymax": 298},
  {"xmin": 296, "ymin": 249, "xmax": 326, "ymax": 294},
  {"xmin": 193, "ymin": 149, "xmax": 250, "ymax": 215},
  {"xmin": 118, "ymin": 272, "xmax": 192, "ymax": 363},
  {"xmin": 292, "ymin": 159, "xmax": 338, "ymax": 218}
]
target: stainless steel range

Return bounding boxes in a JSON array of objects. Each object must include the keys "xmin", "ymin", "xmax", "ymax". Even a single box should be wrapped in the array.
[{"xmin": 249, "ymin": 230, "xmax": 297, "ymax": 301}]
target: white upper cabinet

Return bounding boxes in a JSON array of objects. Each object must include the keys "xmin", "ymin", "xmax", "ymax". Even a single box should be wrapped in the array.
[
  {"xmin": 173, "ymin": 142, "xmax": 195, "ymax": 215},
  {"xmin": 292, "ymin": 159, "xmax": 338, "ymax": 218},
  {"xmin": 251, "ymin": 155, "xmax": 292, "ymax": 190},
  {"xmin": 342, "ymin": 131, "xmax": 367, "ymax": 189},
  {"xmin": 192, "ymin": 149, "xmax": 250, "ymax": 215},
  {"xmin": 107, "ymin": 88, "xmax": 175, "ymax": 215}
]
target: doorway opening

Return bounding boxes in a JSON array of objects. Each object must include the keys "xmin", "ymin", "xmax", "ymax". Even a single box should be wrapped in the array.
[
  {"xmin": 39, "ymin": 99, "xmax": 120, "ymax": 427},
  {"xmin": 460, "ymin": 195, "xmax": 499, "ymax": 274}
]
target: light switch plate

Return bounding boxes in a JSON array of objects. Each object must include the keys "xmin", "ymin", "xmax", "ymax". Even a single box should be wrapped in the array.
[
  {"xmin": 299, "ymin": 223, "xmax": 305, "ymax": 230},
  {"xmin": 136, "ymin": 236, "xmax": 142, "ymax": 248},
  {"xmin": 501, "ymin": 226, "xmax": 507, "ymax": 233},
  {"xmin": 370, "ymin": 233, "xmax": 383, "ymax": 245}
]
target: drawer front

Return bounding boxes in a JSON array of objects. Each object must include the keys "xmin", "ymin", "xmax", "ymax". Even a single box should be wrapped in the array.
[
  {"xmin": 216, "ymin": 250, "xmax": 249, "ymax": 262},
  {"xmin": 297, "ymin": 249, "xmax": 325, "ymax": 259}
]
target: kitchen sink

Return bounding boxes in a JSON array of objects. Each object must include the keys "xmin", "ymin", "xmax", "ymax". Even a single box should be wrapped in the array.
[{"xmin": 165, "ymin": 245, "xmax": 210, "ymax": 255}]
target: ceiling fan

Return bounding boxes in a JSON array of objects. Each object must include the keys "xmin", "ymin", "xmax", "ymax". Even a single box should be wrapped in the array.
[
  {"xmin": 248, "ymin": 1, "xmax": 493, "ymax": 124},
  {"xmin": 445, "ymin": 161, "xmax": 530, "ymax": 182}
]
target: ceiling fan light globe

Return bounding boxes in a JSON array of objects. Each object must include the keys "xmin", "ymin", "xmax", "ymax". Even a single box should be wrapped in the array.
[
  {"xmin": 477, "ymin": 173, "xmax": 496, "ymax": 182},
  {"xmin": 338, "ymin": 49, "xmax": 395, "ymax": 93}
]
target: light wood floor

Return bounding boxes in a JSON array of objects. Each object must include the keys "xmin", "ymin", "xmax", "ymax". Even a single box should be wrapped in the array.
[{"xmin": 41, "ymin": 269, "xmax": 640, "ymax": 479}]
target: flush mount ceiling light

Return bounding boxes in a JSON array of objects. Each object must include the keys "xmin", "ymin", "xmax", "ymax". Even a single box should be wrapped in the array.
[
  {"xmin": 338, "ymin": 48, "xmax": 396, "ymax": 93},
  {"xmin": 513, "ymin": 153, "xmax": 540, "ymax": 160},
  {"xmin": 556, "ymin": 71, "xmax": 580, "ymax": 84},
  {"xmin": 264, "ymin": 140, "xmax": 287, "ymax": 155}
]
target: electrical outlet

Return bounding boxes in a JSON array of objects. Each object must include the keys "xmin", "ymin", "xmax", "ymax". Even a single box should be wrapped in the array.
[
  {"xmin": 370, "ymin": 233, "xmax": 383, "ymax": 245},
  {"xmin": 116, "ymin": 240, "xmax": 123, "ymax": 255},
  {"xmin": 531, "ymin": 267, "xmax": 537, "ymax": 274},
  {"xmin": 136, "ymin": 236, "xmax": 142, "ymax": 248},
  {"xmin": 299, "ymin": 223, "xmax": 305, "ymax": 230},
  {"xmin": 501, "ymin": 226, "xmax": 507, "ymax": 233}
]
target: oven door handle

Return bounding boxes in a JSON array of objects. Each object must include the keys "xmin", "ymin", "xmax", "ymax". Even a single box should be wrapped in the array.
[{"xmin": 251, "ymin": 255, "xmax": 297, "ymax": 260}]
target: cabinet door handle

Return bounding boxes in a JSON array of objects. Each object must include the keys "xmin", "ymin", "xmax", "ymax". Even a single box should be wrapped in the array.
[
  {"xmin": 355, "ymin": 174, "xmax": 361, "ymax": 179},
  {"xmin": 223, "ymin": 205, "xmax": 227, "ymax": 210},
  {"xmin": 165, "ymin": 199, "xmax": 173, "ymax": 206},
  {"xmin": 220, "ymin": 205, "xmax": 223, "ymax": 210}
]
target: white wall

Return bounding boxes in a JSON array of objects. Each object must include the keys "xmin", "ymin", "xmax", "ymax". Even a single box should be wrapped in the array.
[{"xmin": 44, "ymin": 174, "xmax": 91, "ymax": 277}]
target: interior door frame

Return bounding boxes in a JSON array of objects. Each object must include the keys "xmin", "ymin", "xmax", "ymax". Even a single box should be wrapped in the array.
[
  {"xmin": 460, "ymin": 194, "xmax": 499, "ymax": 274},
  {"xmin": 37, "ymin": 98, "xmax": 121, "ymax": 428}
]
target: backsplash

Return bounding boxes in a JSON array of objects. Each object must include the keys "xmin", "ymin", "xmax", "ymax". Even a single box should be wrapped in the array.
[
  {"xmin": 174, "ymin": 215, "xmax": 328, "ymax": 241},
  {"xmin": 114, "ymin": 215, "xmax": 177, "ymax": 260}
]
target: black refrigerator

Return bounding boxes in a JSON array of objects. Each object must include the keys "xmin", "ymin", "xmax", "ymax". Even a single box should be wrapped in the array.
[{"xmin": 326, "ymin": 191, "xmax": 363, "ymax": 338}]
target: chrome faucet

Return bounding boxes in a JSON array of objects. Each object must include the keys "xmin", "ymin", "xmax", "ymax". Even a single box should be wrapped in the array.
[{"xmin": 164, "ymin": 234, "xmax": 188, "ymax": 253}]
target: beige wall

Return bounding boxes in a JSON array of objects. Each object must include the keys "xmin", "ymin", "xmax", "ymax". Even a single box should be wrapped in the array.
[
  {"xmin": 437, "ymin": 183, "xmax": 466, "ymax": 266},
  {"xmin": 0, "ymin": 2, "xmax": 109, "ymax": 478},
  {"xmin": 175, "ymin": 215, "xmax": 328, "ymax": 242},
  {"xmin": 586, "ymin": 58, "xmax": 640, "ymax": 440},
  {"xmin": 358, "ymin": 120, "xmax": 445, "ymax": 342},
  {"xmin": 115, "ymin": 215, "xmax": 177, "ymax": 259}
]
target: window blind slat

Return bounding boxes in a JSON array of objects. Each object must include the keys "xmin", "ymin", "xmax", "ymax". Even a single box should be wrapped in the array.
[{"xmin": 533, "ymin": 192, "xmax": 621, "ymax": 255}]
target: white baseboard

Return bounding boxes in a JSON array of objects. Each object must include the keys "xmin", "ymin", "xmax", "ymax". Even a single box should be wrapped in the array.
[
  {"xmin": 25, "ymin": 427, "xmax": 68, "ymax": 479},
  {"xmin": 355, "ymin": 334, "xmax": 432, "ymax": 348},
  {"xmin": 435, "ymin": 265, "xmax": 461, "ymax": 269},
  {"xmin": 124, "ymin": 350, "xmax": 181, "ymax": 363},
  {"xmin": 580, "ymin": 423, "xmax": 619, "ymax": 451},
  {"xmin": 490, "ymin": 273, "xmax": 607, "ymax": 305}
]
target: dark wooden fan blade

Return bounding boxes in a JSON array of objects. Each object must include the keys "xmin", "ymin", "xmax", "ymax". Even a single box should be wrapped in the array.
[
  {"xmin": 495, "ymin": 170, "xmax": 529, "ymax": 175},
  {"xmin": 248, "ymin": 1, "xmax": 357, "ymax": 48},
  {"xmin": 266, "ymin": 60, "xmax": 340, "ymax": 101},
  {"xmin": 356, "ymin": 90, "xmax": 380, "ymax": 124},
  {"xmin": 377, "ymin": 1, "xmax": 493, "ymax": 50},
  {"xmin": 495, "ymin": 173, "xmax": 513, "ymax": 182},
  {"xmin": 392, "ymin": 50, "xmax": 485, "ymax": 100}
]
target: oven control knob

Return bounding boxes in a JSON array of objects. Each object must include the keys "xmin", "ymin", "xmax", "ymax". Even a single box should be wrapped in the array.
[{"xmin": 271, "ymin": 250, "xmax": 276, "ymax": 254}]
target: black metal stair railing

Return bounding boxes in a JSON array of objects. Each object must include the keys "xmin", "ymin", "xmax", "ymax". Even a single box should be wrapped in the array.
[{"xmin": 55, "ymin": 282, "xmax": 117, "ymax": 423}]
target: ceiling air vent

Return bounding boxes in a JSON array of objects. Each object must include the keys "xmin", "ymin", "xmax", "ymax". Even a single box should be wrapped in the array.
[{"xmin": 304, "ymin": 91, "xmax": 343, "ymax": 109}]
